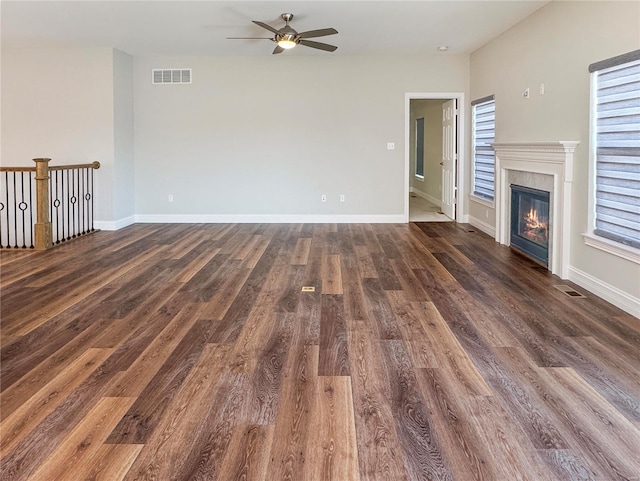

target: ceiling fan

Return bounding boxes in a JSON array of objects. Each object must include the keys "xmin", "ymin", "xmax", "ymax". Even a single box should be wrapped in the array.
[{"xmin": 227, "ymin": 13, "xmax": 338, "ymax": 55}]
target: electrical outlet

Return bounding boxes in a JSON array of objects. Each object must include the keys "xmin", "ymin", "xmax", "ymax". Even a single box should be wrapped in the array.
[
  {"xmin": 485, "ymin": 210, "xmax": 489, "ymax": 219},
  {"xmin": 339, "ymin": 194, "xmax": 345, "ymax": 203},
  {"xmin": 168, "ymin": 194, "xmax": 174, "ymax": 203},
  {"xmin": 387, "ymin": 142, "xmax": 395, "ymax": 150},
  {"xmin": 321, "ymin": 194, "xmax": 327, "ymax": 203}
]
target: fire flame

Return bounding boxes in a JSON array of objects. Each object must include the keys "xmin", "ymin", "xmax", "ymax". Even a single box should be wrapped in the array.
[
  {"xmin": 524, "ymin": 207, "xmax": 548, "ymax": 242},
  {"xmin": 527, "ymin": 207, "xmax": 540, "ymax": 226}
]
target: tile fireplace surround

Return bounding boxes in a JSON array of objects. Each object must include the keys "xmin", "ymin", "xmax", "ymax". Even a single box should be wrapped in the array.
[{"xmin": 493, "ymin": 141, "xmax": 579, "ymax": 279}]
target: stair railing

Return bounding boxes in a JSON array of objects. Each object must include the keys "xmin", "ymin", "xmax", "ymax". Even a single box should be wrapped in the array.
[{"xmin": 0, "ymin": 158, "xmax": 100, "ymax": 250}]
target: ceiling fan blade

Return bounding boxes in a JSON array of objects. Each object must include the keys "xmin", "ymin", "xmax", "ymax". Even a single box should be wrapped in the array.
[
  {"xmin": 226, "ymin": 37, "xmax": 274, "ymax": 40},
  {"xmin": 298, "ymin": 39, "xmax": 338, "ymax": 52},
  {"xmin": 298, "ymin": 28, "xmax": 338, "ymax": 39},
  {"xmin": 252, "ymin": 20, "xmax": 280, "ymax": 35},
  {"xmin": 273, "ymin": 45, "xmax": 285, "ymax": 55}
]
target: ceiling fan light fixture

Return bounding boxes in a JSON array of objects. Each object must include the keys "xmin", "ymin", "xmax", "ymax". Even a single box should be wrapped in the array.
[
  {"xmin": 277, "ymin": 34, "xmax": 298, "ymax": 50},
  {"xmin": 277, "ymin": 38, "xmax": 297, "ymax": 49}
]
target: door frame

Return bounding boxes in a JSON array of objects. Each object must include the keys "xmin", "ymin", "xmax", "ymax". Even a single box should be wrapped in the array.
[{"xmin": 404, "ymin": 92, "xmax": 466, "ymax": 223}]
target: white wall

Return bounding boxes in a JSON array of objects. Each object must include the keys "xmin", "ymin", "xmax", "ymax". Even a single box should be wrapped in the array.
[
  {"xmin": 1, "ymin": 48, "xmax": 470, "ymax": 224},
  {"xmin": 409, "ymin": 99, "xmax": 446, "ymax": 205},
  {"xmin": 0, "ymin": 47, "xmax": 132, "ymax": 225},
  {"xmin": 133, "ymin": 55, "xmax": 469, "ymax": 221},
  {"xmin": 469, "ymin": 1, "xmax": 640, "ymax": 310},
  {"xmin": 113, "ymin": 49, "xmax": 135, "ymax": 224}
]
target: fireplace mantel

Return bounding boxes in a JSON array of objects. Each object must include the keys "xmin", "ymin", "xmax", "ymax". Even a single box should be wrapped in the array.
[{"xmin": 493, "ymin": 141, "xmax": 579, "ymax": 278}]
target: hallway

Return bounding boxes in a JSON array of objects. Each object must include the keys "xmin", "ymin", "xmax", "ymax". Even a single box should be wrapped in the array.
[{"xmin": 409, "ymin": 194, "xmax": 451, "ymax": 222}]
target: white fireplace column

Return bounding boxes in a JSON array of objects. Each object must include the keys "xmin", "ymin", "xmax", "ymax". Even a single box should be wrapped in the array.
[{"xmin": 493, "ymin": 141, "xmax": 579, "ymax": 279}]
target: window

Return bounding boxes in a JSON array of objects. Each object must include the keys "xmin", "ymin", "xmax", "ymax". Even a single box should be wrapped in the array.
[
  {"xmin": 471, "ymin": 95, "xmax": 496, "ymax": 202},
  {"xmin": 415, "ymin": 117, "xmax": 424, "ymax": 178},
  {"xmin": 588, "ymin": 50, "xmax": 640, "ymax": 252}
]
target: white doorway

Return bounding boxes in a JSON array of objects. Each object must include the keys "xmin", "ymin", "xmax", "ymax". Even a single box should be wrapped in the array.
[
  {"xmin": 441, "ymin": 99, "xmax": 457, "ymax": 219},
  {"xmin": 404, "ymin": 92, "xmax": 466, "ymax": 223}
]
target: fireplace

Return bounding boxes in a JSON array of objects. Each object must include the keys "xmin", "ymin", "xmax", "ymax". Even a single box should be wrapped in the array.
[
  {"xmin": 493, "ymin": 141, "xmax": 578, "ymax": 278},
  {"xmin": 510, "ymin": 184, "xmax": 550, "ymax": 266}
]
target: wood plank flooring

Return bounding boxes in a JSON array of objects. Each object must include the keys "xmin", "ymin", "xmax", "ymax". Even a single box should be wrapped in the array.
[{"xmin": 1, "ymin": 222, "xmax": 639, "ymax": 480}]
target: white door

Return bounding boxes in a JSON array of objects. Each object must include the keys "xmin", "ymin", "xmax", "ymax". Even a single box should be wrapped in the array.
[{"xmin": 441, "ymin": 99, "xmax": 457, "ymax": 219}]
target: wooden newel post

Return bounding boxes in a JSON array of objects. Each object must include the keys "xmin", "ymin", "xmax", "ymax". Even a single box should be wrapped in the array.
[{"xmin": 33, "ymin": 158, "xmax": 53, "ymax": 250}]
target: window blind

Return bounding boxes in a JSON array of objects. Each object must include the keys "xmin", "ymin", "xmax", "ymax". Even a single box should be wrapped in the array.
[
  {"xmin": 591, "ymin": 51, "xmax": 640, "ymax": 249},
  {"xmin": 472, "ymin": 96, "xmax": 496, "ymax": 201}
]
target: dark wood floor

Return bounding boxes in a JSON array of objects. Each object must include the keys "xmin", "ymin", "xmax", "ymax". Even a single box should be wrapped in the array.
[{"xmin": 1, "ymin": 222, "xmax": 639, "ymax": 481}]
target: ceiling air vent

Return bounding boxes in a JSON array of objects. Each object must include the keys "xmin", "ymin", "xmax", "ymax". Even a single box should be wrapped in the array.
[{"xmin": 152, "ymin": 69, "xmax": 192, "ymax": 84}]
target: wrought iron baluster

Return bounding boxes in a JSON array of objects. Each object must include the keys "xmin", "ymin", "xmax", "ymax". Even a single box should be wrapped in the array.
[
  {"xmin": 56, "ymin": 171, "xmax": 60, "ymax": 244},
  {"xmin": 77, "ymin": 168, "xmax": 81, "ymax": 236},
  {"xmin": 28, "ymin": 171, "xmax": 34, "ymax": 248},
  {"xmin": 52, "ymin": 170, "xmax": 56, "ymax": 243},
  {"xmin": 85, "ymin": 168, "xmax": 90, "ymax": 233},
  {"xmin": 19, "ymin": 172, "xmax": 27, "ymax": 248},
  {"xmin": 69, "ymin": 169, "xmax": 72, "ymax": 238},
  {"xmin": 90, "ymin": 167, "xmax": 95, "ymax": 231},
  {"xmin": 12, "ymin": 172, "xmax": 18, "ymax": 248},
  {"xmin": 49, "ymin": 173, "xmax": 54, "ymax": 243},
  {"xmin": 86, "ymin": 168, "xmax": 91, "ymax": 232},
  {"xmin": 71, "ymin": 168, "xmax": 77, "ymax": 238},
  {"xmin": 59, "ymin": 169, "xmax": 64, "ymax": 242},
  {"xmin": 66, "ymin": 169, "xmax": 71, "ymax": 240},
  {"xmin": 1, "ymin": 172, "xmax": 8, "ymax": 248},
  {"xmin": 85, "ymin": 168, "xmax": 89, "ymax": 234},
  {"xmin": 84, "ymin": 168, "xmax": 89, "ymax": 233},
  {"xmin": 80, "ymin": 168, "xmax": 85, "ymax": 234},
  {"xmin": 55, "ymin": 170, "xmax": 62, "ymax": 243},
  {"xmin": 83, "ymin": 169, "xmax": 87, "ymax": 234},
  {"xmin": 6, "ymin": 172, "xmax": 11, "ymax": 248}
]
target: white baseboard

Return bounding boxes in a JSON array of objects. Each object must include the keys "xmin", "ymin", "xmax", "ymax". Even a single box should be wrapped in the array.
[
  {"xmin": 410, "ymin": 187, "xmax": 441, "ymax": 207},
  {"xmin": 568, "ymin": 266, "xmax": 640, "ymax": 319},
  {"xmin": 134, "ymin": 214, "xmax": 406, "ymax": 224},
  {"xmin": 94, "ymin": 215, "xmax": 135, "ymax": 231},
  {"xmin": 467, "ymin": 215, "xmax": 496, "ymax": 237}
]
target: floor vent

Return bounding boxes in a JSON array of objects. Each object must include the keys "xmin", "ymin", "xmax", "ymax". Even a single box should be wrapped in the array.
[
  {"xmin": 152, "ymin": 69, "xmax": 192, "ymax": 84},
  {"xmin": 553, "ymin": 284, "xmax": 586, "ymax": 298},
  {"xmin": 301, "ymin": 286, "xmax": 315, "ymax": 292}
]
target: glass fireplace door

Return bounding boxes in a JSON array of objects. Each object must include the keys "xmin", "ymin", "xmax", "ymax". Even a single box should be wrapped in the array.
[{"xmin": 510, "ymin": 185, "xmax": 551, "ymax": 266}]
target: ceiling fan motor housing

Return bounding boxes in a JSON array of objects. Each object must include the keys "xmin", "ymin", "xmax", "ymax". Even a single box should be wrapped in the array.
[
  {"xmin": 277, "ymin": 16, "xmax": 299, "ymax": 48},
  {"xmin": 277, "ymin": 32, "xmax": 298, "ymax": 45}
]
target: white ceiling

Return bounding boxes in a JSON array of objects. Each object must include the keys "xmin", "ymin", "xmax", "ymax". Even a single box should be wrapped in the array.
[{"xmin": 1, "ymin": 0, "xmax": 549, "ymax": 57}]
